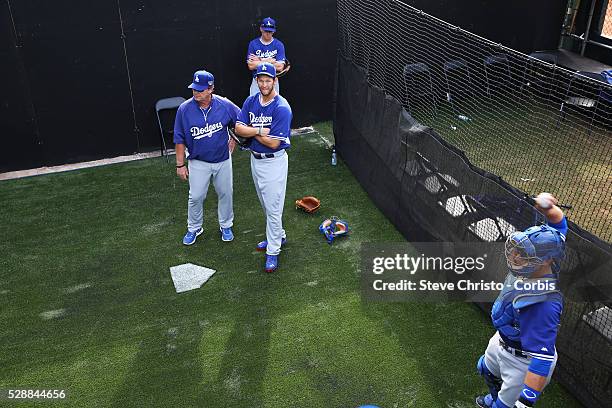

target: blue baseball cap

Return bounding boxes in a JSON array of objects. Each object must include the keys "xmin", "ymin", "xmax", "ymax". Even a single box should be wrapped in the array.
[
  {"xmin": 256, "ymin": 62, "xmax": 276, "ymax": 78},
  {"xmin": 188, "ymin": 70, "xmax": 214, "ymax": 91},
  {"xmin": 261, "ymin": 17, "xmax": 276, "ymax": 32}
]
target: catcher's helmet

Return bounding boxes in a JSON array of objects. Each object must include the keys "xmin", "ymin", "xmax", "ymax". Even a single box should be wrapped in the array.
[{"xmin": 504, "ymin": 225, "xmax": 565, "ymax": 276}]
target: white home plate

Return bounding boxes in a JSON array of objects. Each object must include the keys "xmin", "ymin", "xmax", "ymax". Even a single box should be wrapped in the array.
[{"xmin": 170, "ymin": 263, "xmax": 216, "ymax": 293}]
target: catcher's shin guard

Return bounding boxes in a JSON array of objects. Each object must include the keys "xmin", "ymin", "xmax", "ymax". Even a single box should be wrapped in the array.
[{"xmin": 477, "ymin": 355, "xmax": 502, "ymax": 401}]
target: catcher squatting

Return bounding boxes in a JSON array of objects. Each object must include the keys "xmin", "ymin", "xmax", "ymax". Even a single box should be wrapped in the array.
[{"xmin": 173, "ymin": 16, "xmax": 569, "ymax": 408}]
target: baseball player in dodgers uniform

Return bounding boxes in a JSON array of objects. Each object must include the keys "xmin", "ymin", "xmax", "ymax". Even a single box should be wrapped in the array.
[
  {"xmin": 246, "ymin": 17, "xmax": 286, "ymax": 96},
  {"xmin": 235, "ymin": 62, "xmax": 292, "ymax": 273},
  {"xmin": 476, "ymin": 193, "xmax": 568, "ymax": 408},
  {"xmin": 174, "ymin": 70, "xmax": 240, "ymax": 245}
]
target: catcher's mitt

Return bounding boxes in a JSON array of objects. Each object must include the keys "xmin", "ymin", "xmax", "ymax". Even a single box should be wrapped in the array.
[
  {"xmin": 295, "ymin": 196, "xmax": 321, "ymax": 213},
  {"xmin": 228, "ymin": 127, "xmax": 251, "ymax": 150}
]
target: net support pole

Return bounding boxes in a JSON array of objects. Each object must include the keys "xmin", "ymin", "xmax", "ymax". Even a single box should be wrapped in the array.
[{"xmin": 581, "ymin": 0, "xmax": 597, "ymax": 56}]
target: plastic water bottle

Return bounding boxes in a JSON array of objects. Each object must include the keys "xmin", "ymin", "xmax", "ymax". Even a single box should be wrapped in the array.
[
  {"xmin": 331, "ymin": 145, "xmax": 337, "ymax": 166},
  {"xmin": 458, "ymin": 114, "xmax": 471, "ymax": 122}
]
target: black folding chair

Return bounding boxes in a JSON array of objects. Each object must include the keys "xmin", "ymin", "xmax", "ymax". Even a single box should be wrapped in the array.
[
  {"xmin": 528, "ymin": 51, "xmax": 558, "ymax": 65},
  {"xmin": 443, "ymin": 59, "xmax": 475, "ymax": 116},
  {"xmin": 522, "ymin": 52, "xmax": 558, "ymax": 96},
  {"xmin": 483, "ymin": 54, "xmax": 512, "ymax": 99},
  {"xmin": 155, "ymin": 97, "xmax": 186, "ymax": 162},
  {"xmin": 403, "ymin": 62, "xmax": 437, "ymax": 122},
  {"xmin": 557, "ymin": 71, "xmax": 607, "ymax": 133}
]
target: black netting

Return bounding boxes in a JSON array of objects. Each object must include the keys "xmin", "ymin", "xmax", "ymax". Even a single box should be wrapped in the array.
[
  {"xmin": 335, "ymin": 1, "xmax": 612, "ymax": 406},
  {"xmin": 338, "ymin": 0, "xmax": 612, "ymax": 242}
]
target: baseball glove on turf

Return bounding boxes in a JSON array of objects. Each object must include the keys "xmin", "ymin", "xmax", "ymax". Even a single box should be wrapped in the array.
[
  {"xmin": 229, "ymin": 127, "xmax": 251, "ymax": 150},
  {"xmin": 295, "ymin": 196, "xmax": 321, "ymax": 213}
]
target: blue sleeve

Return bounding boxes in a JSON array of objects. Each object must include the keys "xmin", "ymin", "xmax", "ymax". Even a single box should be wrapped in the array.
[
  {"xmin": 518, "ymin": 301, "xmax": 562, "ymax": 376},
  {"xmin": 547, "ymin": 216, "xmax": 568, "ymax": 239},
  {"xmin": 219, "ymin": 97, "xmax": 240, "ymax": 126},
  {"xmin": 269, "ymin": 104, "xmax": 292, "ymax": 140},
  {"xmin": 276, "ymin": 40, "xmax": 286, "ymax": 62},
  {"xmin": 236, "ymin": 97, "xmax": 251, "ymax": 126},
  {"xmin": 228, "ymin": 100, "xmax": 240, "ymax": 125},
  {"xmin": 173, "ymin": 105, "xmax": 186, "ymax": 144},
  {"xmin": 247, "ymin": 40, "xmax": 256, "ymax": 61}
]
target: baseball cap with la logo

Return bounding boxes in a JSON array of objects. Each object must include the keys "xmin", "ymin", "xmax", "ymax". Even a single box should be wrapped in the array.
[
  {"xmin": 261, "ymin": 17, "xmax": 276, "ymax": 32},
  {"xmin": 256, "ymin": 62, "xmax": 276, "ymax": 78},
  {"xmin": 188, "ymin": 70, "xmax": 214, "ymax": 91}
]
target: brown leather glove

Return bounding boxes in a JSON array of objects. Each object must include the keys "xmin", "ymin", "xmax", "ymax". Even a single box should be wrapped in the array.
[{"xmin": 295, "ymin": 196, "xmax": 321, "ymax": 213}]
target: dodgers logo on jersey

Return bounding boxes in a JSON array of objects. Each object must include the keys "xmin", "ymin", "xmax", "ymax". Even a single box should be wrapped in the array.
[
  {"xmin": 191, "ymin": 122, "xmax": 223, "ymax": 139},
  {"xmin": 249, "ymin": 112, "xmax": 273, "ymax": 126},
  {"xmin": 255, "ymin": 49, "xmax": 278, "ymax": 59}
]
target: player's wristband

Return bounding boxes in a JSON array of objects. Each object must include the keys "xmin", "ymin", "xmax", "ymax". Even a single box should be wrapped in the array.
[
  {"xmin": 176, "ymin": 163, "xmax": 186, "ymax": 168},
  {"xmin": 517, "ymin": 384, "xmax": 541, "ymax": 407}
]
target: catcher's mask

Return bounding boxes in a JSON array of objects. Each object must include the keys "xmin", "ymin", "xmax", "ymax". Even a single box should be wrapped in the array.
[
  {"xmin": 319, "ymin": 217, "xmax": 349, "ymax": 244},
  {"xmin": 504, "ymin": 225, "xmax": 565, "ymax": 277}
]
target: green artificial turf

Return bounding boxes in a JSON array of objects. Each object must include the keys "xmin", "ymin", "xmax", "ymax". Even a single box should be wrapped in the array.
[{"xmin": 0, "ymin": 122, "xmax": 582, "ymax": 407}]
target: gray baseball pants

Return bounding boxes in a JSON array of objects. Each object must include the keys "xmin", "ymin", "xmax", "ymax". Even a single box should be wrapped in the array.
[
  {"xmin": 484, "ymin": 332, "xmax": 557, "ymax": 407},
  {"xmin": 250, "ymin": 150, "xmax": 288, "ymax": 255},
  {"xmin": 187, "ymin": 158, "xmax": 233, "ymax": 232}
]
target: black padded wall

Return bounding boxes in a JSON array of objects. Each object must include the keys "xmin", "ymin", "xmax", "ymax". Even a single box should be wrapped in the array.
[
  {"xmin": 0, "ymin": 1, "xmax": 42, "ymax": 171},
  {"xmin": 119, "ymin": 0, "xmax": 337, "ymax": 151},
  {"xmin": 8, "ymin": 1, "xmax": 136, "ymax": 166},
  {"xmin": 0, "ymin": 0, "xmax": 336, "ymax": 172},
  {"xmin": 403, "ymin": 0, "xmax": 566, "ymax": 53}
]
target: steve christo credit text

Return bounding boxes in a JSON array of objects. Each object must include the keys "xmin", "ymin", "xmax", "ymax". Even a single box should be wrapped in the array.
[
  {"xmin": 372, "ymin": 279, "xmax": 558, "ymax": 291},
  {"xmin": 372, "ymin": 279, "xmax": 503, "ymax": 291}
]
